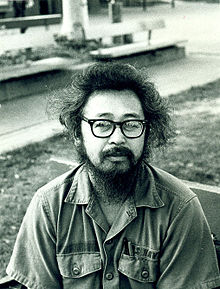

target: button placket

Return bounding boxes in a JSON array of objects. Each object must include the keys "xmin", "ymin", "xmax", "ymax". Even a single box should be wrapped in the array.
[
  {"xmin": 105, "ymin": 272, "xmax": 114, "ymax": 280},
  {"xmin": 103, "ymin": 238, "xmax": 117, "ymax": 287}
]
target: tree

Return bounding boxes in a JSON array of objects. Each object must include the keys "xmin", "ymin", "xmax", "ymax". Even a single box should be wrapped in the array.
[{"xmin": 61, "ymin": 0, "xmax": 89, "ymax": 40}]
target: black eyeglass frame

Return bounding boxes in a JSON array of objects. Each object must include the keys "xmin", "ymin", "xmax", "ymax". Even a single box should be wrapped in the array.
[{"xmin": 82, "ymin": 116, "xmax": 148, "ymax": 139}]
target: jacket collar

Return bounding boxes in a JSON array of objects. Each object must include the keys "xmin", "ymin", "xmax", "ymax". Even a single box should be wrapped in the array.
[
  {"xmin": 134, "ymin": 162, "xmax": 164, "ymax": 208},
  {"xmin": 64, "ymin": 163, "xmax": 164, "ymax": 209},
  {"xmin": 64, "ymin": 164, "xmax": 91, "ymax": 204}
]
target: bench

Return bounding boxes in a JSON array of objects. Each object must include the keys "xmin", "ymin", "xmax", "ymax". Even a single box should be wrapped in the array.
[
  {"xmin": 0, "ymin": 15, "xmax": 61, "ymax": 55},
  {"xmin": 0, "ymin": 14, "xmax": 61, "ymax": 30},
  {"xmin": 87, "ymin": 19, "xmax": 187, "ymax": 60},
  {"xmin": 184, "ymin": 180, "xmax": 220, "ymax": 269},
  {"xmin": 183, "ymin": 180, "xmax": 220, "ymax": 240}
]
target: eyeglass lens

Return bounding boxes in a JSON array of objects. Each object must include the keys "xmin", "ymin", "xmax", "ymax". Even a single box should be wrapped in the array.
[{"xmin": 92, "ymin": 120, "xmax": 144, "ymax": 138}]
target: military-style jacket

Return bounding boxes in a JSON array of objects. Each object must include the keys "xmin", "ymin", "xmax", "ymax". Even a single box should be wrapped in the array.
[{"xmin": 7, "ymin": 163, "xmax": 220, "ymax": 289}]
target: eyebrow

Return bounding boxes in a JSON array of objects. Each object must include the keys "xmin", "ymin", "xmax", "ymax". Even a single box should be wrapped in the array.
[
  {"xmin": 95, "ymin": 113, "xmax": 143, "ymax": 119},
  {"xmin": 123, "ymin": 113, "xmax": 143, "ymax": 119},
  {"xmin": 95, "ymin": 113, "xmax": 114, "ymax": 118}
]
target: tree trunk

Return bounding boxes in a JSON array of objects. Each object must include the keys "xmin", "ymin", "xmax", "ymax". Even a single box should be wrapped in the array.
[{"xmin": 61, "ymin": 0, "xmax": 89, "ymax": 38}]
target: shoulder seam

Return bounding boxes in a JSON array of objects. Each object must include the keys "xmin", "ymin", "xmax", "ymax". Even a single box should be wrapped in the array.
[
  {"xmin": 155, "ymin": 181, "xmax": 196, "ymax": 201},
  {"xmin": 171, "ymin": 195, "xmax": 198, "ymax": 224},
  {"xmin": 37, "ymin": 164, "xmax": 83, "ymax": 194},
  {"xmin": 155, "ymin": 181, "xmax": 198, "ymax": 220}
]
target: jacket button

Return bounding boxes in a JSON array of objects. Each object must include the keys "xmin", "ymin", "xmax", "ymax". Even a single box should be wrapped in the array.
[
  {"xmin": 105, "ymin": 272, "xmax": 114, "ymax": 280},
  {"xmin": 73, "ymin": 266, "xmax": 80, "ymax": 275},
  {"xmin": 141, "ymin": 270, "xmax": 149, "ymax": 279}
]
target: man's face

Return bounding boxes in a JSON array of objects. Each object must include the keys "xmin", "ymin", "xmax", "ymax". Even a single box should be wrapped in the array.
[{"xmin": 80, "ymin": 89, "xmax": 146, "ymax": 174}]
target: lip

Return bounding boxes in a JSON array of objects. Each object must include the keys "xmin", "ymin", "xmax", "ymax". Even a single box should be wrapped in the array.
[{"xmin": 107, "ymin": 156, "xmax": 128, "ymax": 161}]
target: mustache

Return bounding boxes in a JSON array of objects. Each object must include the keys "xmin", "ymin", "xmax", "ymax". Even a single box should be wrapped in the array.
[{"xmin": 102, "ymin": 147, "xmax": 134, "ymax": 158}]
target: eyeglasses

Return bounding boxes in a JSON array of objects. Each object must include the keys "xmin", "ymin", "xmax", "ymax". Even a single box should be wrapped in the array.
[{"xmin": 82, "ymin": 116, "xmax": 147, "ymax": 139}]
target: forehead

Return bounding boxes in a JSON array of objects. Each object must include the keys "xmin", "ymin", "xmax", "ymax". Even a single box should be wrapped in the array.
[{"xmin": 83, "ymin": 89, "xmax": 144, "ymax": 119}]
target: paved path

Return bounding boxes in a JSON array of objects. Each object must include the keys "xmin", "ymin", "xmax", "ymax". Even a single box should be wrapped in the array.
[{"xmin": 1, "ymin": 1, "xmax": 220, "ymax": 154}]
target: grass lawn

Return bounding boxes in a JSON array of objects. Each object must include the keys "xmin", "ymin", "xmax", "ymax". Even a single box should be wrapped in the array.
[{"xmin": 0, "ymin": 78, "xmax": 220, "ymax": 278}]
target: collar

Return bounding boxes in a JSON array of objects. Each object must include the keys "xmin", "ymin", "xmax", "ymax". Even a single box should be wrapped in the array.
[
  {"xmin": 64, "ymin": 163, "xmax": 164, "ymax": 209},
  {"xmin": 64, "ymin": 164, "xmax": 91, "ymax": 204},
  {"xmin": 134, "ymin": 162, "xmax": 164, "ymax": 208}
]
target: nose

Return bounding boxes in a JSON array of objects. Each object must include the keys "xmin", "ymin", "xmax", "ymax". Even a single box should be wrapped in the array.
[{"xmin": 108, "ymin": 126, "xmax": 126, "ymax": 145}]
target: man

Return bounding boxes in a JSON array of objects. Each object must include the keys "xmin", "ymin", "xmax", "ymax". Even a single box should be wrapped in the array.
[
  {"xmin": 6, "ymin": 62, "xmax": 220, "ymax": 288},
  {"xmin": 12, "ymin": 0, "xmax": 34, "ymax": 33},
  {"xmin": 13, "ymin": 0, "xmax": 26, "ymax": 17}
]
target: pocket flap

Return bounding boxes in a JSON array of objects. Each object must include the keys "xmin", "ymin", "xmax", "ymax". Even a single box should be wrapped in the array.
[
  {"xmin": 57, "ymin": 253, "xmax": 102, "ymax": 278},
  {"xmin": 118, "ymin": 253, "xmax": 158, "ymax": 283}
]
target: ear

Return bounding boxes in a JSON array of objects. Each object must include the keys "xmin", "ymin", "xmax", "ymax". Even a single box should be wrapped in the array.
[
  {"xmin": 73, "ymin": 129, "xmax": 82, "ymax": 147},
  {"xmin": 74, "ymin": 137, "xmax": 81, "ymax": 147}
]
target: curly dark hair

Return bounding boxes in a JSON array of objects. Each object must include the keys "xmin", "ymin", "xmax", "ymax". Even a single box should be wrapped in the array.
[{"xmin": 52, "ymin": 62, "xmax": 175, "ymax": 160}]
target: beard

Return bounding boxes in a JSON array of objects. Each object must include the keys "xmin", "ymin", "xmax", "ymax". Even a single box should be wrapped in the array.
[
  {"xmin": 87, "ymin": 157, "xmax": 141, "ymax": 204},
  {"xmin": 76, "ymin": 140, "xmax": 143, "ymax": 203}
]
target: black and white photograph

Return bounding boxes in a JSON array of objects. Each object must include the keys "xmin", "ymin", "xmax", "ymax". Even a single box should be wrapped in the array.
[{"xmin": 0, "ymin": 0, "xmax": 220, "ymax": 288}]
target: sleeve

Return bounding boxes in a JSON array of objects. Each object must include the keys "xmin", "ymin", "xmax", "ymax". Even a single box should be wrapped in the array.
[
  {"xmin": 6, "ymin": 190, "xmax": 62, "ymax": 289},
  {"xmin": 157, "ymin": 196, "xmax": 220, "ymax": 289}
]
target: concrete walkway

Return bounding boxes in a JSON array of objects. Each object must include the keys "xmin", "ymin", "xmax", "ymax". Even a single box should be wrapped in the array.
[{"xmin": 1, "ymin": 1, "xmax": 220, "ymax": 154}]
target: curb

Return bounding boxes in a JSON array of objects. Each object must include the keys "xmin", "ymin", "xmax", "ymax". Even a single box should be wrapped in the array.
[{"xmin": 0, "ymin": 59, "xmax": 95, "ymax": 102}]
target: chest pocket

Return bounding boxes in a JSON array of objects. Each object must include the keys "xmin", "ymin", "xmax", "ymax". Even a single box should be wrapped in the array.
[
  {"xmin": 56, "ymin": 252, "xmax": 102, "ymax": 278},
  {"xmin": 118, "ymin": 253, "xmax": 159, "ymax": 283}
]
